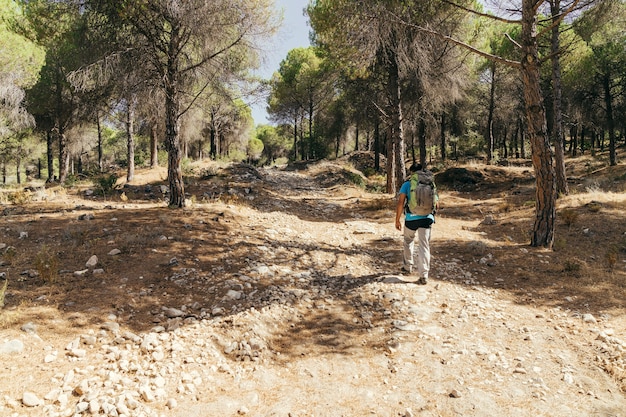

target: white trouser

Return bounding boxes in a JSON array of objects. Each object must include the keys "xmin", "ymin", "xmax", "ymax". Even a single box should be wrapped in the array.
[{"xmin": 403, "ymin": 226, "xmax": 431, "ymax": 278}]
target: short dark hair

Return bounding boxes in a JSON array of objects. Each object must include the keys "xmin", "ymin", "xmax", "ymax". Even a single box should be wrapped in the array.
[{"xmin": 409, "ymin": 163, "xmax": 422, "ymax": 172}]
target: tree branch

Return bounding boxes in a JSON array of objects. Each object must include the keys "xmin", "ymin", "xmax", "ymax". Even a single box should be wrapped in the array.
[
  {"xmin": 405, "ymin": 22, "xmax": 522, "ymax": 69},
  {"xmin": 537, "ymin": 0, "xmax": 582, "ymax": 39},
  {"xmin": 441, "ymin": 0, "xmax": 522, "ymax": 24}
]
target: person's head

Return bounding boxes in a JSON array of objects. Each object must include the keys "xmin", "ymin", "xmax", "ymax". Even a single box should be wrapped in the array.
[{"xmin": 408, "ymin": 163, "xmax": 422, "ymax": 173}]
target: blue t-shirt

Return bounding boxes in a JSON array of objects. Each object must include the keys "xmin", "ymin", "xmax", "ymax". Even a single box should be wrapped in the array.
[{"xmin": 399, "ymin": 181, "xmax": 435, "ymax": 222}]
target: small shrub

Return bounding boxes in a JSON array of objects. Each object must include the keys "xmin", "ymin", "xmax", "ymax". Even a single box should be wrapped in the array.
[
  {"xmin": 34, "ymin": 246, "xmax": 60, "ymax": 283},
  {"xmin": 199, "ymin": 166, "xmax": 220, "ymax": 180},
  {"xmin": 2, "ymin": 246, "xmax": 17, "ymax": 264},
  {"xmin": 560, "ymin": 208, "xmax": 578, "ymax": 229},
  {"xmin": 95, "ymin": 174, "xmax": 118, "ymax": 196},
  {"xmin": 7, "ymin": 190, "xmax": 31, "ymax": 205},
  {"xmin": 0, "ymin": 273, "xmax": 7, "ymax": 308},
  {"xmin": 586, "ymin": 201, "xmax": 602, "ymax": 213},
  {"xmin": 605, "ymin": 247, "xmax": 618, "ymax": 271},
  {"xmin": 347, "ymin": 172, "xmax": 365, "ymax": 188},
  {"xmin": 553, "ymin": 237, "xmax": 567, "ymax": 251},
  {"xmin": 563, "ymin": 260, "xmax": 582, "ymax": 276},
  {"xmin": 64, "ymin": 174, "xmax": 80, "ymax": 187},
  {"xmin": 498, "ymin": 202, "xmax": 512, "ymax": 213}
]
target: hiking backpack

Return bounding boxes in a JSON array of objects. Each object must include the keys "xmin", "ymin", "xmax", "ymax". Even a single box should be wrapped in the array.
[{"xmin": 406, "ymin": 170, "xmax": 437, "ymax": 216}]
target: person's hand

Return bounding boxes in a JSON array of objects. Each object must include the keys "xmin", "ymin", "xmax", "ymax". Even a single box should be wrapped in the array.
[{"xmin": 395, "ymin": 218, "xmax": 401, "ymax": 231}]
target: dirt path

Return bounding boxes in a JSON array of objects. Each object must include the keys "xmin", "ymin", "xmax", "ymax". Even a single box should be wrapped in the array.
[{"xmin": 1, "ymin": 161, "xmax": 625, "ymax": 416}]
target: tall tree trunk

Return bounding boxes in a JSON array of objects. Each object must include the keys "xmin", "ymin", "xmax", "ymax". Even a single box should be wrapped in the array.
[
  {"xmin": 46, "ymin": 129, "xmax": 54, "ymax": 182},
  {"xmin": 55, "ymin": 66, "xmax": 70, "ymax": 184},
  {"xmin": 165, "ymin": 24, "xmax": 185, "ymax": 208},
  {"xmin": 440, "ymin": 112, "xmax": 447, "ymax": 162},
  {"xmin": 502, "ymin": 125, "xmax": 508, "ymax": 159},
  {"xmin": 486, "ymin": 62, "xmax": 496, "ymax": 164},
  {"xmin": 570, "ymin": 124, "xmax": 578, "ymax": 157},
  {"xmin": 387, "ymin": 51, "xmax": 406, "ymax": 193},
  {"xmin": 513, "ymin": 122, "xmax": 521, "ymax": 159},
  {"xmin": 355, "ymin": 123, "xmax": 359, "ymax": 152},
  {"xmin": 418, "ymin": 118, "xmax": 427, "ymax": 168},
  {"xmin": 374, "ymin": 119, "xmax": 380, "ymax": 172},
  {"xmin": 299, "ymin": 113, "xmax": 305, "ymax": 160},
  {"xmin": 150, "ymin": 123, "xmax": 159, "ymax": 168},
  {"xmin": 602, "ymin": 74, "xmax": 617, "ymax": 165},
  {"xmin": 96, "ymin": 111, "xmax": 103, "ymax": 172},
  {"xmin": 293, "ymin": 113, "xmax": 298, "ymax": 161},
  {"xmin": 580, "ymin": 124, "xmax": 586, "ymax": 154},
  {"xmin": 16, "ymin": 156, "xmax": 21, "ymax": 184},
  {"xmin": 550, "ymin": 0, "xmax": 569, "ymax": 196},
  {"xmin": 308, "ymin": 98, "xmax": 314, "ymax": 159},
  {"xmin": 386, "ymin": 124, "xmax": 397, "ymax": 192},
  {"xmin": 126, "ymin": 97, "xmax": 136, "ymax": 182},
  {"xmin": 210, "ymin": 109, "xmax": 221, "ymax": 159},
  {"xmin": 520, "ymin": 117, "xmax": 526, "ymax": 158},
  {"xmin": 522, "ymin": 0, "xmax": 557, "ymax": 248},
  {"xmin": 58, "ymin": 126, "xmax": 70, "ymax": 183}
]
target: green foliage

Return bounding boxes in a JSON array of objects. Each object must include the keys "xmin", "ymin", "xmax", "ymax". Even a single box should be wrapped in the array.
[
  {"xmin": 455, "ymin": 129, "xmax": 485, "ymax": 158},
  {"xmin": 256, "ymin": 125, "xmax": 292, "ymax": 164},
  {"xmin": 347, "ymin": 171, "xmax": 365, "ymax": 188},
  {"xmin": 94, "ymin": 173, "xmax": 118, "ymax": 196},
  {"xmin": 247, "ymin": 137, "xmax": 264, "ymax": 162}
]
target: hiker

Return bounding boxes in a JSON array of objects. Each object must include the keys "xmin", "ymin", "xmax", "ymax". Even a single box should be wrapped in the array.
[{"xmin": 394, "ymin": 163, "xmax": 439, "ymax": 285}]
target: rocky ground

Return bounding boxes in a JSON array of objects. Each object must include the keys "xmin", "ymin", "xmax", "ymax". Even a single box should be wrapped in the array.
[{"xmin": 1, "ymin": 154, "xmax": 625, "ymax": 416}]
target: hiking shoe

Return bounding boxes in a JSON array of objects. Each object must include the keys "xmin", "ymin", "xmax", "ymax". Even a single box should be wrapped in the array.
[
  {"xmin": 401, "ymin": 265, "xmax": 412, "ymax": 275},
  {"xmin": 417, "ymin": 277, "xmax": 428, "ymax": 285}
]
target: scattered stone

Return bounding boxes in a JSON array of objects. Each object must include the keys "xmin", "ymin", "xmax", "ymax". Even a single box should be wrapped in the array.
[
  {"xmin": 108, "ymin": 248, "xmax": 122, "ymax": 256},
  {"xmin": 86, "ymin": 255, "xmax": 98, "ymax": 268},
  {"xmin": 449, "ymin": 389, "xmax": 462, "ymax": 398},
  {"xmin": 22, "ymin": 392, "xmax": 41, "ymax": 407},
  {"xmin": 582, "ymin": 314, "xmax": 597, "ymax": 324},
  {"xmin": 0, "ymin": 339, "xmax": 24, "ymax": 354}
]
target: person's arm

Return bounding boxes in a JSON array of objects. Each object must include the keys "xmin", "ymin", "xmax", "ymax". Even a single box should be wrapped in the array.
[{"xmin": 395, "ymin": 193, "xmax": 406, "ymax": 231}]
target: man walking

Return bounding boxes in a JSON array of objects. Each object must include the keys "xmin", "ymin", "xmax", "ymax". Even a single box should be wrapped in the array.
[{"xmin": 395, "ymin": 163, "xmax": 439, "ymax": 284}]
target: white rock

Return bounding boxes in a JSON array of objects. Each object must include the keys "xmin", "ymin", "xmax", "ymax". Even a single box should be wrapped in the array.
[
  {"xmin": 86, "ymin": 255, "xmax": 98, "ymax": 268},
  {"xmin": 166, "ymin": 398, "xmax": 178, "ymax": 409},
  {"xmin": 22, "ymin": 392, "xmax": 42, "ymax": 407},
  {"xmin": 89, "ymin": 399, "xmax": 101, "ymax": 414},
  {"xmin": 108, "ymin": 248, "xmax": 122, "ymax": 256},
  {"xmin": 583, "ymin": 314, "xmax": 597, "ymax": 324},
  {"xmin": 0, "ymin": 339, "xmax": 24, "ymax": 354},
  {"xmin": 226, "ymin": 290, "xmax": 242, "ymax": 300},
  {"xmin": 139, "ymin": 386, "xmax": 155, "ymax": 402}
]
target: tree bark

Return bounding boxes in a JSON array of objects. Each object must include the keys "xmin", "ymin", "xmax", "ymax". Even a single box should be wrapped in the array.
[
  {"xmin": 440, "ymin": 112, "xmax": 447, "ymax": 162},
  {"xmin": 486, "ymin": 62, "xmax": 496, "ymax": 164},
  {"xmin": 418, "ymin": 118, "xmax": 427, "ymax": 168},
  {"xmin": 602, "ymin": 74, "xmax": 617, "ymax": 165},
  {"xmin": 522, "ymin": 0, "xmax": 557, "ymax": 248},
  {"xmin": 150, "ymin": 123, "xmax": 159, "ymax": 168},
  {"xmin": 46, "ymin": 130, "xmax": 54, "ymax": 182},
  {"xmin": 126, "ymin": 97, "xmax": 136, "ymax": 182},
  {"xmin": 58, "ymin": 126, "xmax": 70, "ymax": 183},
  {"xmin": 96, "ymin": 111, "xmax": 103, "ymax": 172},
  {"xmin": 374, "ymin": 119, "xmax": 380, "ymax": 172},
  {"xmin": 387, "ymin": 50, "xmax": 406, "ymax": 192},
  {"xmin": 293, "ymin": 114, "xmax": 298, "ymax": 161},
  {"xmin": 550, "ymin": 0, "xmax": 569, "ymax": 196},
  {"xmin": 165, "ymin": 23, "xmax": 185, "ymax": 208}
]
